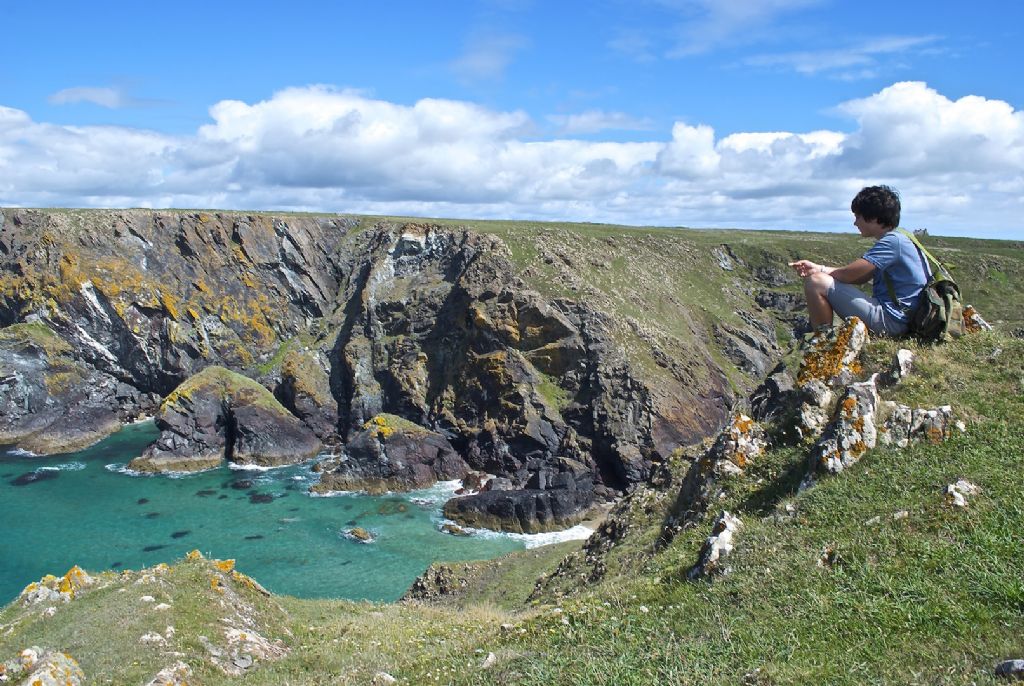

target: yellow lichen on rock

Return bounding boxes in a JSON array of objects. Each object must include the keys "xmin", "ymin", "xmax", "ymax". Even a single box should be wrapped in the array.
[
  {"xmin": 186, "ymin": 549, "xmax": 204, "ymax": 561},
  {"xmin": 214, "ymin": 559, "xmax": 236, "ymax": 573},
  {"xmin": 58, "ymin": 566, "xmax": 92, "ymax": 598}
]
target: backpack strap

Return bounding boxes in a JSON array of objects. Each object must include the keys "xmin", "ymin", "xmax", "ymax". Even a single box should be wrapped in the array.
[{"xmin": 896, "ymin": 228, "xmax": 951, "ymax": 280}]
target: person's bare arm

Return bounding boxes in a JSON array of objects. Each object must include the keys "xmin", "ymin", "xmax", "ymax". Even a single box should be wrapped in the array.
[
  {"xmin": 789, "ymin": 258, "xmax": 875, "ymax": 284},
  {"xmin": 829, "ymin": 258, "xmax": 875, "ymax": 284}
]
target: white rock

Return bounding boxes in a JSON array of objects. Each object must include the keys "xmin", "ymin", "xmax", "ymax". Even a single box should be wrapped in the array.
[
  {"xmin": 481, "ymin": 652, "xmax": 498, "ymax": 669},
  {"xmin": 140, "ymin": 632, "xmax": 166, "ymax": 645},
  {"xmin": 154, "ymin": 603, "xmax": 172, "ymax": 611},
  {"xmin": 372, "ymin": 672, "xmax": 398, "ymax": 685},
  {"xmin": 140, "ymin": 595, "xmax": 156, "ymax": 603}
]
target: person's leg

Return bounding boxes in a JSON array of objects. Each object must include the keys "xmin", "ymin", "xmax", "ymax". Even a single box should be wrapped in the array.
[
  {"xmin": 803, "ymin": 272, "xmax": 834, "ymax": 327},
  {"xmin": 826, "ymin": 281, "xmax": 906, "ymax": 335}
]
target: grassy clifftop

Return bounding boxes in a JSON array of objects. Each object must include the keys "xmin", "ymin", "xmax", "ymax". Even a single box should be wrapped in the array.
[{"xmin": 3, "ymin": 330, "xmax": 1021, "ymax": 685}]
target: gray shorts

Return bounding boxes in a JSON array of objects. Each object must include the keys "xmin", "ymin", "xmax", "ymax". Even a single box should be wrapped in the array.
[{"xmin": 826, "ymin": 281, "xmax": 908, "ymax": 336}]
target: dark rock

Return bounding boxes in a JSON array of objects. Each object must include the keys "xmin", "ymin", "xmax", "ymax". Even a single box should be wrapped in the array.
[
  {"xmin": 142, "ymin": 544, "xmax": 166, "ymax": 552},
  {"xmin": 231, "ymin": 479, "xmax": 254, "ymax": 490},
  {"xmin": 129, "ymin": 366, "xmax": 321, "ymax": 473},
  {"xmin": 996, "ymin": 659, "xmax": 1024, "ymax": 680},
  {"xmin": 749, "ymin": 362, "xmax": 797, "ymax": 422},
  {"xmin": 137, "ymin": 498, "xmax": 149, "ymax": 504},
  {"xmin": 249, "ymin": 493, "xmax": 274, "ymax": 504},
  {"xmin": 0, "ymin": 322, "xmax": 127, "ymax": 454},
  {"xmin": 312, "ymin": 414, "xmax": 468, "ymax": 494},
  {"xmin": 10, "ymin": 469, "xmax": 59, "ymax": 486},
  {"xmin": 244, "ymin": 534, "xmax": 264, "ymax": 540},
  {"xmin": 444, "ymin": 483, "xmax": 595, "ymax": 534},
  {"xmin": 171, "ymin": 530, "xmax": 190, "ymax": 538}
]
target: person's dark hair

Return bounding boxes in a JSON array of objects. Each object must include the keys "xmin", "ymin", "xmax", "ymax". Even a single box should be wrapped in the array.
[{"xmin": 851, "ymin": 185, "xmax": 901, "ymax": 228}]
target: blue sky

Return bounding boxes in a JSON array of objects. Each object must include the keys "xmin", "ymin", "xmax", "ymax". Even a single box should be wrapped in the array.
[{"xmin": 2, "ymin": 0, "xmax": 1023, "ymax": 238}]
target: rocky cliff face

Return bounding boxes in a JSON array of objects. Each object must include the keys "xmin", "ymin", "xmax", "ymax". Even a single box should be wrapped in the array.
[{"xmin": 0, "ymin": 209, "xmax": 778, "ymax": 531}]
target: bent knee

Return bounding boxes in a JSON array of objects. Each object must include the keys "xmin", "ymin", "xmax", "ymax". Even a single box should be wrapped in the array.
[{"xmin": 804, "ymin": 272, "xmax": 834, "ymax": 294}]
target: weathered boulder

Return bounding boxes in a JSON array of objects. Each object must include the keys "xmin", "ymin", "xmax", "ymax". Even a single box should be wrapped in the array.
[
  {"xmin": 0, "ymin": 647, "xmax": 85, "ymax": 686},
  {"xmin": 878, "ymin": 402, "xmax": 955, "ymax": 448},
  {"xmin": 312, "ymin": 413, "xmax": 468, "ymax": 494},
  {"xmin": 129, "ymin": 366, "xmax": 321, "ymax": 473},
  {"xmin": 688, "ymin": 511, "xmax": 742, "ymax": 579},
  {"xmin": 808, "ymin": 377, "xmax": 879, "ymax": 477}
]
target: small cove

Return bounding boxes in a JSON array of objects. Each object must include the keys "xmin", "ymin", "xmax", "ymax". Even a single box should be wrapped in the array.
[{"xmin": 0, "ymin": 422, "xmax": 590, "ymax": 605}]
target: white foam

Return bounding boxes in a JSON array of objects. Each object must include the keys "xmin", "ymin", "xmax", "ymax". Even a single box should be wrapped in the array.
[
  {"xmin": 6, "ymin": 448, "xmax": 38, "ymax": 457},
  {"xmin": 104, "ymin": 463, "xmax": 210, "ymax": 478},
  {"xmin": 39, "ymin": 462, "xmax": 86, "ymax": 472},
  {"xmin": 308, "ymin": 488, "xmax": 360, "ymax": 498},
  {"xmin": 439, "ymin": 519, "xmax": 595, "ymax": 549}
]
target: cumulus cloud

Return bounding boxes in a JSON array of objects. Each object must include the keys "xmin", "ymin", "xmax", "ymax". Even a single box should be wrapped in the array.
[{"xmin": 1, "ymin": 82, "xmax": 1023, "ymax": 238}]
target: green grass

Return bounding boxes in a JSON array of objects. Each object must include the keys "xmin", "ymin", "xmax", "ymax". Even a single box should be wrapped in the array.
[{"xmin": 3, "ymin": 333, "xmax": 1023, "ymax": 685}]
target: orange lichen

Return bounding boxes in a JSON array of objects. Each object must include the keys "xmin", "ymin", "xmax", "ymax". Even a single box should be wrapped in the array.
[
  {"xmin": 797, "ymin": 318, "xmax": 862, "ymax": 386},
  {"xmin": 214, "ymin": 559, "xmax": 236, "ymax": 573},
  {"xmin": 160, "ymin": 291, "xmax": 181, "ymax": 321},
  {"xmin": 187, "ymin": 549, "xmax": 204, "ymax": 561},
  {"xmin": 210, "ymin": 576, "xmax": 225, "ymax": 594}
]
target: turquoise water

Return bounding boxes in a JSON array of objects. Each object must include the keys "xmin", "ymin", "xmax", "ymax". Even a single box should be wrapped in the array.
[{"xmin": 0, "ymin": 422, "xmax": 547, "ymax": 605}]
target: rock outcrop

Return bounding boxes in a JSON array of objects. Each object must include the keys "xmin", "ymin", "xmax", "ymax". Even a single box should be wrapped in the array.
[
  {"xmin": 313, "ymin": 414, "xmax": 468, "ymax": 494},
  {"xmin": 128, "ymin": 366, "xmax": 321, "ymax": 472},
  {"xmin": 0, "ymin": 209, "xmax": 775, "ymax": 529}
]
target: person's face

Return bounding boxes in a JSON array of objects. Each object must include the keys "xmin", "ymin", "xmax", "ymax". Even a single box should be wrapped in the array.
[{"xmin": 853, "ymin": 213, "xmax": 887, "ymax": 238}]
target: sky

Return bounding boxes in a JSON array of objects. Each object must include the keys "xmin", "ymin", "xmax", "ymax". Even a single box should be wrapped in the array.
[{"xmin": 1, "ymin": 0, "xmax": 1023, "ymax": 239}]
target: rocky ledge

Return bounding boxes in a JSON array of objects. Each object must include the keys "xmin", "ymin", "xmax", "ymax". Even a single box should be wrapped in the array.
[
  {"xmin": 128, "ymin": 366, "xmax": 321, "ymax": 472},
  {"xmin": 311, "ymin": 413, "xmax": 469, "ymax": 494}
]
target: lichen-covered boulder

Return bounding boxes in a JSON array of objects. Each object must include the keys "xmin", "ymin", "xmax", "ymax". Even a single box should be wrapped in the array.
[
  {"xmin": 878, "ymin": 403, "xmax": 955, "ymax": 448},
  {"xmin": 312, "ymin": 413, "xmax": 468, "ymax": 494},
  {"xmin": 809, "ymin": 377, "xmax": 879, "ymax": 477},
  {"xmin": 129, "ymin": 366, "xmax": 321, "ymax": 473},
  {"xmin": 794, "ymin": 317, "xmax": 869, "ymax": 441},
  {"xmin": 0, "ymin": 646, "xmax": 85, "ymax": 686}
]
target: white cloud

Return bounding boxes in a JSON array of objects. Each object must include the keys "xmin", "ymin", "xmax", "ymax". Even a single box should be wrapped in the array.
[
  {"xmin": 548, "ymin": 110, "xmax": 653, "ymax": 135},
  {"xmin": 744, "ymin": 35, "xmax": 941, "ymax": 77},
  {"xmin": 48, "ymin": 86, "xmax": 132, "ymax": 109},
  {"xmin": 663, "ymin": 0, "xmax": 822, "ymax": 57},
  {"xmin": 2, "ymin": 82, "xmax": 1023, "ymax": 238},
  {"xmin": 450, "ymin": 32, "xmax": 527, "ymax": 82}
]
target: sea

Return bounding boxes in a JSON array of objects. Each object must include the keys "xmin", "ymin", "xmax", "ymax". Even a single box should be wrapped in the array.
[{"xmin": 0, "ymin": 421, "xmax": 592, "ymax": 605}]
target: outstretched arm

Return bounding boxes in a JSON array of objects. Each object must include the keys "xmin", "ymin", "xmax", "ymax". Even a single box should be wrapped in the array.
[{"xmin": 789, "ymin": 258, "xmax": 875, "ymax": 284}]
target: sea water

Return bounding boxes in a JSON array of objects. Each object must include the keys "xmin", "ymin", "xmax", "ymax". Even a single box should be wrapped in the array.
[{"xmin": 0, "ymin": 422, "xmax": 591, "ymax": 605}]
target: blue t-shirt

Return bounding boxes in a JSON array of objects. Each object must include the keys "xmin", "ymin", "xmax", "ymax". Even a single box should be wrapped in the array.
[{"xmin": 863, "ymin": 231, "xmax": 930, "ymax": 323}]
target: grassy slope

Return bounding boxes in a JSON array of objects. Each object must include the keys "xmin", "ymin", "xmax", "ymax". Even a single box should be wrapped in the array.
[
  {"xmin": 3, "ymin": 332, "xmax": 1021, "ymax": 685},
  {"xmin": 3, "ymin": 212, "xmax": 1024, "ymax": 684}
]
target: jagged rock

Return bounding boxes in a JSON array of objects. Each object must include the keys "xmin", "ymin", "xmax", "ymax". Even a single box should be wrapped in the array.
[
  {"xmin": 878, "ymin": 403, "xmax": 955, "ymax": 448},
  {"xmin": 688, "ymin": 511, "xmax": 742, "ymax": 579},
  {"xmin": 963, "ymin": 305, "xmax": 993, "ymax": 333},
  {"xmin": 0, "ymin": 323, "xmax": 149, "ymax": 454},
  {"xmin": 0, "ymin": 647, "xmax": 85, "ymax": 686},
  {"xmin": 662, "ymin": 415, "xmax": 765, "ymax": 540},
  {"xmin": 749, "ymin": 362, "xmax": 797, "ymax": 422},
  {"xmin": 18, "ymin": 566, "xmax": 95, "ymax": 605},
  {"xmin": 808, "ymin": 377, "xmax": 879, "ymax": 477},
  {"xmin": 944, "ymin": 479, "xmax": 980, "ymax": 508},
  {"xmin": 144, "ymin": 661, "xmax": 193, "ymax": 686},
  {"xmin": 342, "ymin": 527, "xmax": 374, "ymax": 543},
  {"xmin": 444, "ymin": 480, "xmax": 596, "ymax": 534},
  {"xmin": 796, "ymin": 379, "xmax": 835, "ymax": 440},
  {"xmin": 312, "ymin": 414, "xmax": 468, "ymax": 494},
  {"xmin": 373, "ymin": 673, "xmax": 398, "ymax": 685},
  {"xmin": 129, "ymin": 366, "xmax": 321, "ymax": 473},
  {"xmin": 403, "ymin": 564, "xmax": 469, "ymax": 600},
  {"xmin": 878, "ymin": 349, "xmax": 914, "ymax": 387},
  {"xmin": 274, "ymin": 349, "xmax": 338, "ymax": 442},
  {"xmin": 996, "ymin": 659, "xmax": 1024, "ymax": 680},
  {"xmin": 797, "ymin": 317, "xmax": 869, "ymax": 387}
]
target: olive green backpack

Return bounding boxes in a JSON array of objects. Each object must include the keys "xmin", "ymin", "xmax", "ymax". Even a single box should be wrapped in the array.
[{"xmin": 883, "ymin": 229, "xmax": 964, "ymax": 342}]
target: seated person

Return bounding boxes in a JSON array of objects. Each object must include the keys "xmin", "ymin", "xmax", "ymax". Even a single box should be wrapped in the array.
[{"xmin": 789, "ymin": 185, "xmax": 928, "ymax": 337}]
